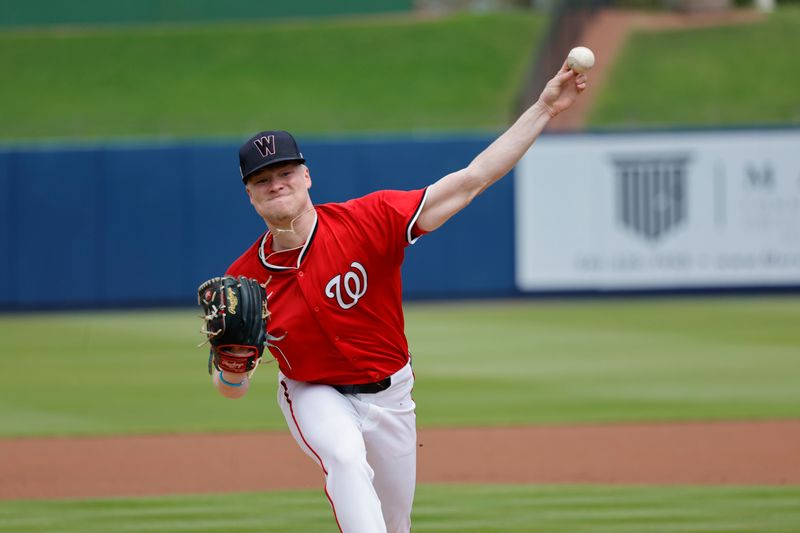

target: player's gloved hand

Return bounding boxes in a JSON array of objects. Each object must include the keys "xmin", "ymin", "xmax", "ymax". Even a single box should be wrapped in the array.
[{"xmin": 197, "ymin": 276, "xmax": 270, "ymax": 375}]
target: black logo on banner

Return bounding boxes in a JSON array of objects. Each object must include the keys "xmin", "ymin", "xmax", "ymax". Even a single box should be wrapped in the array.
[{"xmin": 612, "ymin": 154, "xmax": 691, "ymax": 242}]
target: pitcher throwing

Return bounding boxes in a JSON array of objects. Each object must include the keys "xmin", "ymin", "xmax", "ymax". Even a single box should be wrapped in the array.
[{"xmin": 198, "ymin": 60, "xmax": 588, "ymax": 532}]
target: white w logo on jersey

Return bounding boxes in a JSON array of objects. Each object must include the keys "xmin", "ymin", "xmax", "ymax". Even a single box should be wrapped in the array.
[{"xmin": 325, "ymin": 262, "xmax": 368, "ymax": 310}]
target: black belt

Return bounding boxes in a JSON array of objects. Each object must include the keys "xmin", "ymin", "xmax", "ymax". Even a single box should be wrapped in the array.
[{"xmin": 332, "ymin": 376, "xmax": 391, "ymax": 395}]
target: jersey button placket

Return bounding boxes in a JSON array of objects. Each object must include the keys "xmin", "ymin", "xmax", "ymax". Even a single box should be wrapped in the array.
[{"xmin": 293, "ymin": 268, "xmax": 339, "ymax": 351}]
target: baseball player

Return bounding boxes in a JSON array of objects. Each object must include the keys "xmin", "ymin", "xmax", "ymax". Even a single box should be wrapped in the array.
[{"xmin": 205, "ymin": 62, "xmax": 587, "ymax": 532}]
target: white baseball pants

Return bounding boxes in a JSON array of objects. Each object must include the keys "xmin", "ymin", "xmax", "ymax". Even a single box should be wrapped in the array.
[{"xmin": 277, "ymin": 362, "xmax": 417, "ymax": 533}]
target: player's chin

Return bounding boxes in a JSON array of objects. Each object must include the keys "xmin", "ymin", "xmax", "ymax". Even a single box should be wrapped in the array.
[{"xmin": 261, "ymin": 199, "xmax": 295, "ymax": 222}]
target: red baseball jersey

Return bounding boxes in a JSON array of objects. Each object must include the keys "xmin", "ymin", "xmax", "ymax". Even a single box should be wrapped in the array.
[{"xmin": 226, "ymin": 188, "xmax": 429, "ymax": 384}]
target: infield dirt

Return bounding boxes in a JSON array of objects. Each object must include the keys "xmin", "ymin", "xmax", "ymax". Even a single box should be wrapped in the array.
[{"xmin": 1, "ymin": 420, "xmax": 798, "ymax": 500}]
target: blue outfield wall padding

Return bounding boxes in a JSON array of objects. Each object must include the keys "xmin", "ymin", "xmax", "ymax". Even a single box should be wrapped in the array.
[
  {"xmin": 0, "ymin": 152, "xmax": 13, "ymax": 303},
  {"xmin": 100, "ymin": 147, "xmax": 187, "ymax": 303},
  {"xmin": 0, "ymin": 135, "xmax": 515, "ymax": 309},
  {"xmin": 11, "ymin": 149, "xmax": 104, "ymax": 305}
]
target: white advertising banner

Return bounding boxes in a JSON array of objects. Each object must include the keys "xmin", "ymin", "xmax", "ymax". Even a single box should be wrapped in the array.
[{"xmin": 515, "ymin": 130, "xmax": 800, "ymax": 290}]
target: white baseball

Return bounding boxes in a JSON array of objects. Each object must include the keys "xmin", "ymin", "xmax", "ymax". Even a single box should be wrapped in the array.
[{"xmin": 567, "ymin": 46, "xmax": 595, "ymax": 74}]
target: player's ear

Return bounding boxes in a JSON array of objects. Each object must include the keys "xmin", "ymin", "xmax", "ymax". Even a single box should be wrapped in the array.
[
  {"xmin": 244, "ymin": 183, "xmax": 255, "ymax": 203},
  {"xmin": 304, "ymin": 165, "xmax": 312, "ymax": 190}
]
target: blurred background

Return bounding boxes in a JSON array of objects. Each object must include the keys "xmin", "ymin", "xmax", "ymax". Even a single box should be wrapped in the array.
[
  {"xmin": 1, "ymin": 0, "xmax": 799, "ymax": 531},
  {"xmin": 0, "ymin": 0, "xmax": 798, "ymax": 307}
]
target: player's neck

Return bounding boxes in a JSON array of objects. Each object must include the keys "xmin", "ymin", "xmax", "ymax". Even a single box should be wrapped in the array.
[{"xmin": 268, "ymin": 206, "xmax": 316, "ymax": 251}]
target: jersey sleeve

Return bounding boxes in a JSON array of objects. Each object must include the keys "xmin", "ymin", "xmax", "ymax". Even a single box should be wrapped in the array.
[
  {"xmin": 348, "ymin": 188, "xmax": 429, "ymax": 252},
  {"xmin": 383, "ymin": 188, "xmax": 430, "ymax": 246}
]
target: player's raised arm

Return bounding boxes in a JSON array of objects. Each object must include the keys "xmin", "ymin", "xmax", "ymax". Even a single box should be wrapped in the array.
[{"xmin": 415, "ymin": 60, "xmax": 588, "ymax": 233}]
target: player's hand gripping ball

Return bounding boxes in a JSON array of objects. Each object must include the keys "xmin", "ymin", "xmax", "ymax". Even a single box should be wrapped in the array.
[
  {"xmin": 567, "ymin": 46, "xmax": 595, "ymax": 74},
  {"xmin": 197, "ymin": 276, "xmax": 270, "ymax": 376}
]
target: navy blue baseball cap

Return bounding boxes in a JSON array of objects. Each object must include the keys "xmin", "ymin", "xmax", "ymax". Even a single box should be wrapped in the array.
[{"xmin": 239, "ymin": 130, "xmax": 305, "ymax": 183}]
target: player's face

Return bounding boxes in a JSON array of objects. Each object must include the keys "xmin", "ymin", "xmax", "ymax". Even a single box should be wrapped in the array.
[{"xmin": 245, "ymin": 162, "xmax": 312, "ymax": 223}]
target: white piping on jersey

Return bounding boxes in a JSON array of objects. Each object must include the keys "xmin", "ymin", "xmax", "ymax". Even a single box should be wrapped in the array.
[
  {"xmin": 406, "ymin": 187, "xmax": 429, "ymax": 245},
  {"xmin": 259, "ymin": 210, "xmax": 319, "ymax": 271},
  {"xmin": 266, "ymin": 331, "xmax": 292, "ymax": 370}
]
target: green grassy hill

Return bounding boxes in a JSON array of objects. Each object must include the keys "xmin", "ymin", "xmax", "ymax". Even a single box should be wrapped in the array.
[
  {"xmin": 1, "ymin": 7, "xmax": 798, "ymax": 141},
  {"xmin": 0, "ymin": 12, "xmax": 543, "ymax": 141},
  {"xmin": 589, "ymin": 6, "xmax": 800, "ymax": 129}
]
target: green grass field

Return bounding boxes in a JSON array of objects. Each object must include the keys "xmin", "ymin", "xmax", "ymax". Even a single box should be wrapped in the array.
[
  {"xmin": 2, "ymin": 485, "xmax": 799, "ymax": 532},
  {"xmin": 1, "ymin": 297, "xmax": 798, "ymax": 437},
  {"xmin": 0, "ymin": 12, "xmax": 543, "ymax": 142},
  {"xmin": 2, "ymin": 7, "xmax": 799, "ymax": 142},
  {"xmin": 589, "ymin": 6, "xmax": 800, "ymax": 129}
]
